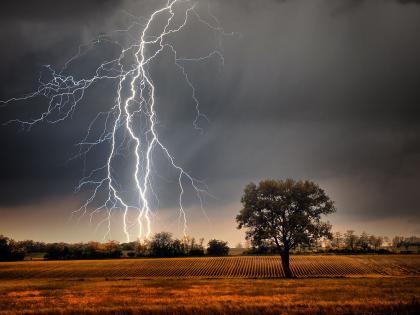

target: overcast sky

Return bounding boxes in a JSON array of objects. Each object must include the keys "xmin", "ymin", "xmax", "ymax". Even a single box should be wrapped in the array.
[{"xmin": 0, "ymin": 0, "xmax": 419, "ymax": 244}]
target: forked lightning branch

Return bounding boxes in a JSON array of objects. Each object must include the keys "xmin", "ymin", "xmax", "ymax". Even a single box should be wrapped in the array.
[{"xmin": 1, "ymin": 0, "xmax": 232, "ymax": 241}]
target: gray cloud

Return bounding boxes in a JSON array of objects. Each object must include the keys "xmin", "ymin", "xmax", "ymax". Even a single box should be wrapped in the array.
[
  {"xmin": 1, "ymin": 0, "xmax": 420, "ymax": 240},
  {"xmin": 0, "ymin": 0, "xmax": 122, "ymax": 21}
]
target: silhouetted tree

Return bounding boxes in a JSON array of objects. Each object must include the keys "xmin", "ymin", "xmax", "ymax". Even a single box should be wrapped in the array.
[
  {"xmin": 44, "ymin": 243, "xmax": 69, "ymax": 260},
  {"xmin": 207, "ymin": 239, "xmax": 229, "ymax": 256},
  {"xmin": 134, "ymin": 240, "xmax": 151, "ymax": 257},
  {"xmin": 0, "ymin": 235, "xmax": 25, "ymax": 261},
  {"xmin": 43, "ymin": 241, "xmax": 122, "ymax": 260},
  {"xmin": 102, "ymin": 241, "xmax": 122, "ymax": 258},
  {"xmin": 392, "ymin": 236, "xmax": 404, "ymax": 247},
  {"xmin": 358, "ymin": 232, "xmax": 370, "ymax": 251},
  {"xmin": 331, "ymin": 232, "xmax": 344, "ymax": 249},
  {"xmin": 369, "ymin": 235, "xmax": 383, "ymax": 251},
  {"xmin": 236, "ymin": 179, "xmax": 335, "ymax": 277},
  {"xmin": 182, "ymin": 236, "xmax": 205, "ymax": 256},
  {"xmin": 344, "ymin": 230, "xmax": 358, "ymax": 251},
  {"xmin": 121, "ymin": 242, "xmax": 137, "ymax": 251},
  {"xmin": 150, "ymin": 232, "xmax": 175, "ymax": 257}
]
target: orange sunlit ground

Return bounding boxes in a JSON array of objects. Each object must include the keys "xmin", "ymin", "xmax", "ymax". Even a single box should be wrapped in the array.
[{"xmin": 0, "ymin": 255, "xmax": 419, "ymax": 314}]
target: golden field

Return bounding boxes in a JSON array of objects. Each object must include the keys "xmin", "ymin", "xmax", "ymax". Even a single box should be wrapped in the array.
[
  {"xmin": 1, "ymin": 255, "xmax": 419, "ymax": 279},
  {"xmin": 0, "ymin": 255, "xmax": 419, "ymax": 314}
]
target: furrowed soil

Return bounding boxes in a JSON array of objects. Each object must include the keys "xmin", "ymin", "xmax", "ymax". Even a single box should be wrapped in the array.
[{"xmin": 0, "ymin": 255, "xmax": 419, "ymax": 314}]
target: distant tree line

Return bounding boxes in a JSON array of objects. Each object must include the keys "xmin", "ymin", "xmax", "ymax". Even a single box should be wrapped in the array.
[
  {"xmin": 326, "ymin": 232, "xmax": 419, "ymax": 254},
  {"xmin": 0, "ymin": 235, "xmax": 26, "ymax": 261},
  {"xmin": 43, "ymin": 241, "xmax": 123, "ymax": 260},
  {"xmin": 391, "ymin": 235, "xmax": 420, "ymax": 252},
  {"xmin": 2, "ymin": 231, "xmax": 419, "ymax": 261},
  {"xmin": 122, "ymin": 232, "xmax": 229, "ymax": 258},
  {"xmin": 244, "ymin": 230, "xmax": 420, "ymax": 255},
  {"xmin": 325, "ymin": 231, "xmax": 389, "ymax": 253},
  {"xmin": 0, "ymin": 233, "xmax": 230, "ymax": 261}
]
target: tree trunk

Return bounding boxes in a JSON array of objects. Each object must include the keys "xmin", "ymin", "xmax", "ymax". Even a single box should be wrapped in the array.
[{"xmin": 280, "ymin": 250, "xmax": 293, "ymax": 278}]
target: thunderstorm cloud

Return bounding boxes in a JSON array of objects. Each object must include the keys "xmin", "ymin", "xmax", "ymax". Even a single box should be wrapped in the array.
[{"xmin": 0, "ymin": 0, "xmax": 419, "ymax": 242}]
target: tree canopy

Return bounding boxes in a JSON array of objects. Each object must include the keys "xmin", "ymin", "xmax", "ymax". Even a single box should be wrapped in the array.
[
  {"xmin": 207, "ymin": 239, "xmax": 229, "ymax": 256},
  {"xmin": 236, "ymin": 179, "xmax": 336, "ymax": 277}
]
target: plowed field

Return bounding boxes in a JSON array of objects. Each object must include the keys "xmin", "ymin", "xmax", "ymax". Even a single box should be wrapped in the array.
[{"xmin": 1, "ymin": 255, "xmax": 419, "ymax": 279}]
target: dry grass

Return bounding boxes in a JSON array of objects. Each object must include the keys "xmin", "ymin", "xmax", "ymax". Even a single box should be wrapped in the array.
[
  {"xmin": 0, "ymin": 277, "xmax": 419, "ymax": 314},
  {"xmin": 0, "ymin": 255, "xmax": 419, "ymax": 314}
]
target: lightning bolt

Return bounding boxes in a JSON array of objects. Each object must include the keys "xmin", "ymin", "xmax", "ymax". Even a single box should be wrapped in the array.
[{"xmin": 1, "ymin": 0, "xmax": 233, "ymax": 241}]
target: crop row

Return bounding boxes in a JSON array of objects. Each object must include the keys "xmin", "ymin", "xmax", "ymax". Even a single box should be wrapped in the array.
[{"xmin": 0, "ymin": 255, "xmax": 418, "ymax": 279}]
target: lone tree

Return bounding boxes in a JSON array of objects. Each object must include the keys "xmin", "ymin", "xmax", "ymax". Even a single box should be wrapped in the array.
[{"xmin": 236, "ymin": 179, "xmax": 335, "ymax": 277}]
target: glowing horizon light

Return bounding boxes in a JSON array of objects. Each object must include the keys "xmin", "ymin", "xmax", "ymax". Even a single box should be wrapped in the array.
[{"xmin": 1, "ymin": 0, "xmax": 234, "ymax": 242}]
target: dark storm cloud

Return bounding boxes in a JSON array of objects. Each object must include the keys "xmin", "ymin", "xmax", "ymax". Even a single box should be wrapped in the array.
[
  {"xmin": 0, "ymin": 0, "xmax": 121, "ymax": 21},
  {"xmin": 397, "ymin": 0, "xmax": 420, "ymax": 3},
  {"xmin": 201, "ymin": 0, "xmax": 420, "ymax": 224},
  {"xmin": 326, "ymin": 0, "xmax": 420, "ymax": 14},
  {"xmin": 0, "ymin": 0, "xmax": 125, "ymax": 97},
  {"xmin": 0, "ymin": 0, "xmax": 420, "ymax": 239},
  {"xmin": 0, "ymin": 0, "xmax": 126, "ymax": 206}
]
